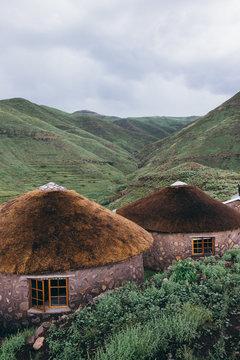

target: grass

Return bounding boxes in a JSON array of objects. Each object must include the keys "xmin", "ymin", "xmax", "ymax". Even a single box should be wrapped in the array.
[
  {"xmin": 0, "ymin": 98, "xmax": 192, "ymax": 205},
  {"xmin": 109, "ymin": 162, "xmax": 240, "ymax": 209},
  {"xmin": 0, "ymin": 328, "xmax": 35, "ymax": 360}
]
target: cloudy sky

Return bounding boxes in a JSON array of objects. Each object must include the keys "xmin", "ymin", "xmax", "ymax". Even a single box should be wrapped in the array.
[{"xmin": 0, "ymin": 0, "xmax": 240, "ymax": 117}]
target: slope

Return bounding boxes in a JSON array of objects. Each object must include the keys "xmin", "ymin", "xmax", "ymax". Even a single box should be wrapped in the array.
[
  {"xmin": 139, "ymin": 92, "xmax": 240, "ymax": 172},
  {"xmin": 0, "ymin": 98, "xmax": 136, "ymax": 204},
  {"xmin": 0, "ymin": 98, "xmax": 192, "ymax": 204}
]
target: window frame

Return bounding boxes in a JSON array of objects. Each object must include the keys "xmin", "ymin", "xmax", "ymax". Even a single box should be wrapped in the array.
[
  {"xmin": 192, "ymin": 237, "xmax": 215, "ymax": 256},
  {"xmin": 29, "ymin": 277, "xmax": 69, "ymax": 311}
]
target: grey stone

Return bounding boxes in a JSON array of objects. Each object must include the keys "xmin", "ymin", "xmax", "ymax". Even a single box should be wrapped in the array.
[{"xmin": 35, "ymin": 325, "xmax": 44, "ymax": 338}]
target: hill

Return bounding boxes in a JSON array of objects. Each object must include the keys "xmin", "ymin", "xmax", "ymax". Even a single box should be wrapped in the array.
[
  {"xmin": 107, "ymin": 92, "xmax": 240, "ymax": 208},
  {"xmin": 139, "ymin": 92, "xmax": 240, "ymax": 172},
  {"xmin": 0, "ymin": 98, "xmax": 192, "ymax": 204},
  {"xmin": 109, "ymin": 162, "xmax": 240, "ymax": 209}
]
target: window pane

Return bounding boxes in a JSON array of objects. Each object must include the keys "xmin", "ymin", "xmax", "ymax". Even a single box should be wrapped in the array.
[
  {"xmin": 59, "ymin": 297, "xmax": 67, "ymax": 305},
  {"xmin": 38, "ymin": 291, "xmax": 43, "ymax": 300},
  {"xmin": 59, "ymin": 287, "xmax": 66, "ymax": 296},
  {"xmin": 51, "ymin": 279, "xmax": 58, "ymax": 287},
  {"xmin": 38, "ymin": 300, "xmax": 43, "ymax": 306},
  {"xmin": 31, "ymin": 279, "xmax": 36, "ymax": 288},
  {"xmin": 59, "ymin": 279, "xmax": 66, "ymax": 287},
  {"xmin": 51, "ymin": 288, "xmax": 58, "ymax": 297},
  {"xmin": 193, "ymin": 239, "xmax": 202, "ymax": 254},
  {"xmin": 37, "ymin": 281, "xmax": 42, "ymax": 290},
  {"xmin": 51, "ymin": 297, "xmax": 59, "ymax": 305},
  {"xmin": 203, "ymin": 238, "xmax": 213, "ymax": 254},
  {"xmin": 32, "ymin": 289, "xmax": 36, "ymax": 298},
  {"xmin": 32, "ymin": 298, "xmax": 37, "ymax": 306}
]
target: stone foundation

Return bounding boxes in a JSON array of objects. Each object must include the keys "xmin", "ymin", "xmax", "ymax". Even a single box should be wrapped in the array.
[
  {"xmin": 0, "ymin": 254, "xmax": 143, "ymax": 334},
  {"xmin": 143, "ymin": 229, "xmax": 240, "ymax": 270}
]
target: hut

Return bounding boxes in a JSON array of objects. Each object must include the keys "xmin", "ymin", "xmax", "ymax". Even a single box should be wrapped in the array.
[
  {"xmin": 223, "ymin": 185, "xmax": 240, "ymax": 213},
  {"xmin": 0, "ymin": 183, "xmax": 152, "ymax": 332},
  {"xmin": 117, "ymin": 183, "xmax": 240, "ymax": 270}
]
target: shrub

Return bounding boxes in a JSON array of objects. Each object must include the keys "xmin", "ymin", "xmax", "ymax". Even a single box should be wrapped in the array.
[
  {"xmin": 169, "ymin": 259, "xmax": 199, "ymax": 284},
  {"xmin": 0, "ymin": 328, "xmax": 35, "ymax": 360}
]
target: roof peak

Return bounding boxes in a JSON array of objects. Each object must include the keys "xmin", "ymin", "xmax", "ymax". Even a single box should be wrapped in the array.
[
  {"xmin": 38, "ymin": 182, "xmax": 67, "ymax": 192},
  {"xmin": 170, "ymin": 181, "xmax": 187, "ymax": 186}
]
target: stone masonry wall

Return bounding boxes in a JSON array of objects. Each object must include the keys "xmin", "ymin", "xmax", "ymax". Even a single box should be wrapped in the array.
[
  {"xmin": 0, "ymin": 254, "xmax": 143, "ymax": 333},
  {"xmin": 143, "ymin": 229, "xmax": 240, "ymax": 270}
]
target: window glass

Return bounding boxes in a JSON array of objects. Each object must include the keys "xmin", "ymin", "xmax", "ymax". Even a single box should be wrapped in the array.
[{"xmin": 192, "ymin": 237, "xmax": 214, "ymax": 255}]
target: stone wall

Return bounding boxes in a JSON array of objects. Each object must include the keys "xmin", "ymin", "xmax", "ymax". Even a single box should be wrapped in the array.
[
  {"xmin": 143, "ymin": 229, "xmax": 240, "ymax": 270},
  {"xmin": 0, "ymin": 254, "xmax": 143, "ymax": 334}
]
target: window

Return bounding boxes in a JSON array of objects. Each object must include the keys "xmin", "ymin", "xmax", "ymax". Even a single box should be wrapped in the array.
[
  {"xmin": 30, "ymin": 278, "xmax": 68, "ymax": 311},
  {"xmin": 192, "ymin": 237, "xmax": 214, "ymax": 255}
]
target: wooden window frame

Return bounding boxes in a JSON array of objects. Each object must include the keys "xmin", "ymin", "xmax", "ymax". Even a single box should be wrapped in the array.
[
  {"xmin": 30, "ymin": 279, "xmax": 45, "ymax": 312},
  {"xmin": 192, "ymin": 237, "xmax": 215, "ymax": 256},
  {"xmin": 30, "ymin": 278, "xmax": 69, "ymax": 311}
]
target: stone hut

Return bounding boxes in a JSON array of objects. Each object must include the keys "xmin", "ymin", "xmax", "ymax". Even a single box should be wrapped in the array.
[
  {"xmin": 0, "ymin": 183, "xmax": 153, "ymax": 332},
  {"xmin": 117, "ymin": 183, "xmax": 240, "ymax": 270}
]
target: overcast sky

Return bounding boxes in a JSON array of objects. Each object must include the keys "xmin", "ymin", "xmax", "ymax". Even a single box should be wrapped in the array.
[{"xmin": 0, "ymin": 0, "xmax": 239, "ymax": 117}]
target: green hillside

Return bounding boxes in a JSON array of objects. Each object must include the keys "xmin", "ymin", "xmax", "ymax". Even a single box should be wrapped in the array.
[
  {"xmin": 109, "ymin": 92, "xmax": 240, "ymax": 209},
  {"xmin": 114, "ymin": 116, "xmax": 198, "ymax": 140},
  {"xmin": 139, "ymin": 92, "xmax": 240, "ymax": 172},
  {"xmin": 0, "ymin": 98, "xmax": 192, "ymax": 204},
  {"xmin": 109, "ymin": 162, "xmax": 240, "ymax": 209}
]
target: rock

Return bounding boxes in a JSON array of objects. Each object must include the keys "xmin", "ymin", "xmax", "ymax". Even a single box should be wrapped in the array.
[
  {"xmin": 19, "ymin": 301, "xmax": 29, "ymax": 311},
  {"xmin": 25, "ymin": 336, "xmax": 35, "ymax": 345},
  {"xmin": 101, "ymin": 285, "xmax": 107, "ymax": 291},
  {"xmin": 33, "ymin": 337, "xmax": 45, "ymax": 350},
  {"xmin": 42, "ymin": 321, "xmax": 52, "ymax": 329},
  {"xmin": 162, "ymin": 278, "xmax": 168, "ymax": 283},
  {"xmin": 35, "ymin": 325, "xmax": 44, "ymax": 338}
]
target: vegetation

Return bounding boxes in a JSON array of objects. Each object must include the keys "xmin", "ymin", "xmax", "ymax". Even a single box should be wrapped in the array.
[
  {"xmin": 0, "ymin": 97, "xmax": 194, "ymax": 204},
  {"xmin": 3, "ymin": 249, "xmax": 238, "ymax": 360},
  {"xmin": 109, "ymin": 162, "xmax": 240, "ymax": 209},
  {"xmin": 45, "ymin": 250, "xmax": 240, "ymax": 360},
  {"xmin": 0, "ymin": 328, "xmax": 35, "ymax": 360}
]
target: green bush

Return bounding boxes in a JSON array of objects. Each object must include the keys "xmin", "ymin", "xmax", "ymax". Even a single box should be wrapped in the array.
[
  {"xmin": 0, "ymin": 328, "xmax": 35, "ymax": 360},
  {"xmin": 169, "ymin": 259, "xmax": 199, "ymax": 284},
  {"xmin": 47, "ymin": 254, "xmax": 240, "ymax": 360}
]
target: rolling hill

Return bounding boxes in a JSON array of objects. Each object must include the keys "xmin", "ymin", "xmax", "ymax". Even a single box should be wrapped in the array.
[
  {"xmin": 0, "ymin": 98, "xmax": 193, "ymax": 204},
  {"xmin": 139, "ymin": 91, "xmax": 240, "ymax": 172},
  {"xmin": 109, "ymin": 92, "xmax": 240, "ymax": 208}
]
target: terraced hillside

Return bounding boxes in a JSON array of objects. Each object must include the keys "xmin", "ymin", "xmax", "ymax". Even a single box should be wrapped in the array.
[
  {"xmin": 0, "ymin": 98, "xmax": 193, "ymax": 204},
  {"xmin": 109, "ymin": 92, "xmax": 240, "ymax": 208}
]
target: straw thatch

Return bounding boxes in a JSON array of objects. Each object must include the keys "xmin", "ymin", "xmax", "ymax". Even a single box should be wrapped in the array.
[
  {"xmin": 117, "ymin": 185, "xmax": 240, "ymax": 233},
  {"xmin": 0, "ymin": 189, "xmax": 153, "ymax": 275}
]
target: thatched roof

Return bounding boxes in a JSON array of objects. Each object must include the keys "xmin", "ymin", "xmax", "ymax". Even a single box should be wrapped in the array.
[
  {"xmin": 117, "ymin": 185, "xmax": 240, "ymax": 233},
  {"xmin": 0, "ymin": 187, "xmax": 153, "ymax": 275}
]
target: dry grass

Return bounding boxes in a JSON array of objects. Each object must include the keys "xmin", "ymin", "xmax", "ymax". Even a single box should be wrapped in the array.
[
  {"xmin": 117, "ymin": 185, "xmax": 240, "ymax": 233},
  {"xmin": 0, "ymin": 190, "xmax": 153, "ymax": 275}
]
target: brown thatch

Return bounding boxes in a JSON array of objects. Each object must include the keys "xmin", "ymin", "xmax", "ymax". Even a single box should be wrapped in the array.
[
  {"xmin": 0, "ymin": 189, "xmax": 153, "ymax": 275},
  {"xmin": 117, "ymin": 185, "xmax": 240, "ymax": 233}
]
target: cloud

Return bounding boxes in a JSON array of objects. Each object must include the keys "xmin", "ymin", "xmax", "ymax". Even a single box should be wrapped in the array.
[{"xmin": 0, "ymin": 0, "xmax": 239, "ymax": 116}]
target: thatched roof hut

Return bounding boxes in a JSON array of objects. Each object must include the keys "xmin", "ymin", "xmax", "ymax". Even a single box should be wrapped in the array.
[
  {"xmin": 117, "ymin": 184, "xmax": 240, "ymax": 270},
  {"xmin": 0, "ymin": 183, "xmax": 152, "ymax": 275},
  {"xmin": 117, "ymin": 184, "xmax": 240, "ymax": 233},
  {"xmin": 0, "ymin": 183, "xmax": 153, "ymax": 332}
]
